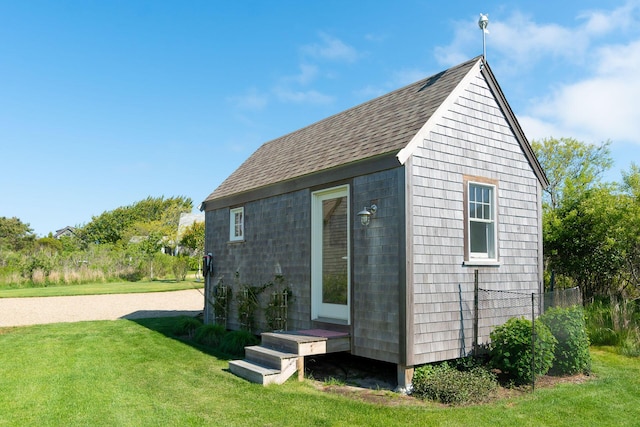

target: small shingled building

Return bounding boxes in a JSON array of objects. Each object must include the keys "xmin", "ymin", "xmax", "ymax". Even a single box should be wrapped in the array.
[{"xmin": 201, "ymin": 56, "xmax": 548, "ymax": 388}]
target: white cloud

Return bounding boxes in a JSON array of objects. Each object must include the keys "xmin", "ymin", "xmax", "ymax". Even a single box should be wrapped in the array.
[
  {"xmin": 529, "ymin": 40, "xmax": 640, "ymax": 144},
  {"xmin": 301, "ymin": 32, "xmax": 361, "ymax": 63},
  {"xmin": 580, "ymin": 0, "xmax": 640, "ymax": 35},
  {"xmin": 435, "ymin": 2, "xmax": 640, "ymax": 68},
  {"xmin": 489, "ymin": 13, "xmax": 589, "ymax": 64},
  {"xmin": 434, "ymin": 20, "xmax": 477, "ymax": 66},
  {"xmin": 364, "ymin": 33, "xmax": 387, "ymax": 43},
  {"xmin": 228, "ymin": 88, "xmax": 268, "ymax": 110},
  {"xmin": 272, "ymin": 86, "xmax": 333, "ymax": 105},
  {"xmin": 518, "ymin": 116, "xmax": 567, "ymax": 142},
  {"xmin": 282, "ymin": 63, "xmax": 319, "ymax": 86}
]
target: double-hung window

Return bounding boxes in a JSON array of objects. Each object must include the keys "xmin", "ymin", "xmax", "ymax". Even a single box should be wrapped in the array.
[
  {"xmin": 229, "ymin": 207, "xmax": 244, "ymax": 242},
  {"xmin": 466, "ymin": 180, "xmax": 497, "ymax": 262}
]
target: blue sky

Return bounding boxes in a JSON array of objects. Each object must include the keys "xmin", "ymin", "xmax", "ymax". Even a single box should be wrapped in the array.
[{"xmin": 1, "ymin": 1, "xmax": 639, "ymax": 236}]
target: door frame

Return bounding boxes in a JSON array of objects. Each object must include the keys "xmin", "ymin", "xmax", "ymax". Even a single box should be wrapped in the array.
[{"xmin": 310, "ymin": 184, "xmax": 351, "ymax": 324}]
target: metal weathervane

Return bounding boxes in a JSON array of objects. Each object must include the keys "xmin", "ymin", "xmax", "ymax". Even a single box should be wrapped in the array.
[{"xmin": 478, "ymin": 13, "xmax": 489, "ymax": 60}]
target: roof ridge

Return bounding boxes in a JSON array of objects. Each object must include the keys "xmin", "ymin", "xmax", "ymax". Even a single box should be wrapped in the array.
[{"xmin": 258, "ymin": 56, "xmax": 483, "ymax": 149}]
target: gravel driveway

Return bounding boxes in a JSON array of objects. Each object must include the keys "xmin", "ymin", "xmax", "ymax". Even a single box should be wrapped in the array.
[{"xmin": 0, "ymin": 289, "xmax": 204, "ymax": 327}]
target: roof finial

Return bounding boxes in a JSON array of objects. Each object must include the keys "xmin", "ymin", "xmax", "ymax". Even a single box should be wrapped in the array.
[{"xmin": 478, "ymin": 13, "xmax": 489, "ymax": 61}]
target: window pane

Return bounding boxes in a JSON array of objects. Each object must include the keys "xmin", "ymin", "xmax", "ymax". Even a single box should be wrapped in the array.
[
  {"xmin": 470, "ymin": 221, "xmax": 488, "ymax": 254},
  {"xmin": 322, "ymin": 196, "xmax": 348, "ymax": 305},
  {"xmin": 486, "ymin": 222, "xmax": 495, "ymax": 258},
  {"xmin": 234, "ymin": 212, "xmax": 243, "ymax": 237}
]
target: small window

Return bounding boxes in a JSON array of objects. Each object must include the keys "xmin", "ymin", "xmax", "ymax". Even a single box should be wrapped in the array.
[
  {"xmin": 467, "ymin": 181, "xmax": 497, "ymax": 261},
  {"xmin": 230, "ymin": 207, "xmax": 244, "ymax": 241}
]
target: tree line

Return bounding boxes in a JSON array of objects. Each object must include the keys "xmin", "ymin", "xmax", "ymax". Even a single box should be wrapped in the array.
[
  {"xmin": 0, "ymin": 196, "xmax": 205, "ymax": 286},
  {"xmin": 533, "ymin": 137, "xmax": 639, "ymax": 301}
]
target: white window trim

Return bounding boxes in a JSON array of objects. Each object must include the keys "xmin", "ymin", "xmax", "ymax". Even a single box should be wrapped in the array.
[
  {"xmin": 465, "ymin": 179, "xmax": 499, "ymax": 264},
  {"xmin": 229, "ymin": 207, "xmax": 244, "ymax": 242}
]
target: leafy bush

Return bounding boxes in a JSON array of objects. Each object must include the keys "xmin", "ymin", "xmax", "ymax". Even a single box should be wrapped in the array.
[
  {"xmin": 489, "ymin": 317, "xmax": 557, "ymax": 385},
  {"xmin": 539, "ymin": 306, "xmax": 591, "ymax": 375},
  {"xmin": 412, "ymin": 361, "xmax": 498, "ymax": 405},
  {"xmin": 21, "ymin": 252, "xmax": 54, "ymax": 281},
  {"xmin": 171, "ymin": 256, "xmax": 190, "ymax": 281},
  {"xmin": 173, "ymin": 316, "xmax": 203, "ymax": 339},
  {"xmin": 220, "ymin": 330, "xmax": 259, "ymax": 357},
  {"xmin": 194, "ymin": 324, "xmax": 227, "ymax": 347}
]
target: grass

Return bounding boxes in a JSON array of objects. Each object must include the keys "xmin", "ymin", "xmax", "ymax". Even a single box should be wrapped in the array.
[
  {"xmin": 1, "ymin": 317, "xmax": 639, "ymax": 426},
  {"xmin": 0, "ymin": 280, "xmax": 204, "ymax": 298}
]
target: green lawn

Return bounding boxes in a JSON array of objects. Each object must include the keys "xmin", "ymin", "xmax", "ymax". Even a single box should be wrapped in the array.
[
  {"xmin": 0, "ymin": 280, "xmax": 203, "ymax": 298},
  {"xmin": 0, "ymin": 318, "xmax": 638, "ymax": 426}
]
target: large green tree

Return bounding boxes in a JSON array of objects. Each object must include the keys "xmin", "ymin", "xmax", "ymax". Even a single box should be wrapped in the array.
[
  {"xmin": 179, "ymin": 221, "xmax": 205, "ymax": 255},
  {"xmin": 533, "ymin": 138, "xmax": 639, "ymax": 299},
  {"xmin": 80, "ymin": 196, "xmax": 193, "ymax": 246},
  {"xmin": 619, "ymin": 164, "xmax": 640, "ymax": 296},
  {"xmin": 0, "ymin": 216, "xmax": 35, "ymax": 251},
  {"xmin": 544, "ymin": 186, "xmax": 626, "ymax": 299},
  {"xmin": 531, "ymin": 137, "xmax": 613, "ymax": 211}
]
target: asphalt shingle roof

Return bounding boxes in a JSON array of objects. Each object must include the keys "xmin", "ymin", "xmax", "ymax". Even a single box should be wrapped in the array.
[{"xmin": 205, "ymin": 57, "xmax": 480, "ymax": 203}]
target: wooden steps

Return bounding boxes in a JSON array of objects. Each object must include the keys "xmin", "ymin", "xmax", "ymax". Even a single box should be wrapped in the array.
[{"xmin": 229, "ymin": 330, "xmax": 350, "ymax": 385}]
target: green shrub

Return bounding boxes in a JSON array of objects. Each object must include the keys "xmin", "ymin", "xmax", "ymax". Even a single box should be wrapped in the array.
[
  {"xmin": 194, "ymin": 324, "xmax": 226, "ymax": 347},
  {"xmin": 171, "ymin": 256, "xmax": 190, "ymax": 281},
  {"xmin": 412, "ymin": 362, "xmax": 498, "ymax": 405},
  {"xmin": 219, "ymin": 330, "xmax": 259, "ymax": 357},
  {"xmin": 539, "ymin": 306, "xmax": 591, "ymax": 375},
  {"xmin": 489, "ymin": 317, "xmax": 557, "ymax": 385},
  {"xmin": 173, "ymin": 316, "xmax": 203, "ymax": 339}
]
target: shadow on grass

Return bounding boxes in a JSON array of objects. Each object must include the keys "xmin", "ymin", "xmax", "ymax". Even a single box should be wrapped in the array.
[{"xmin": 127, "ymin": 315, "xmax": 234, "ymax": 361}]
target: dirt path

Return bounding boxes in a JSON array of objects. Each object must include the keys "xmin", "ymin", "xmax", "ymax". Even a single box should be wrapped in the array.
[{"xmin": 0, "ymin": 289, "xmax": 204, "ymax": 327}]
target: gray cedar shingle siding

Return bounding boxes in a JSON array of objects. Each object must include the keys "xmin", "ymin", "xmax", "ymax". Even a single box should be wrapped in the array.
[
  {"xmin": 352, "ymin": 168, "xmax": 404, "ymax": 364},
  {"xmin": 204, "ymin": 189, "xmax": 312, "ymax": 331},
  {"xmin": 409, "ymin": 69, "xmax": 542, "ymax": 365}
]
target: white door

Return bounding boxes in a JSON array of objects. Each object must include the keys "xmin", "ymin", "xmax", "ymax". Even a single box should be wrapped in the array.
[{"xmin": 311, "ymin": 185, "xmax": 350, "ymax": 324}]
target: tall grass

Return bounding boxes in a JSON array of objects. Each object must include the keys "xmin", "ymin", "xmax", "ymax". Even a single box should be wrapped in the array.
[
  {"xmin": 585, "ymin": 298, "xmax": 640, "ymax": 357},
  {"xmin": 1, "ymin": 247, "xmax": 194, "ymax": 289}
]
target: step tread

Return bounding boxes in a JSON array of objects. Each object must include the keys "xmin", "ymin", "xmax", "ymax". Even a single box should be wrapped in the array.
[
  {"xmin": 262, "ymin": 332, "xmax": 328, "ymax": 344},
  {"xmin": 229, "ymin": 359, "xmax": 280, "ymax": 376},
  {"xmin": 246, "ymin": 345, "xmax": 298, "ymax": 359}
]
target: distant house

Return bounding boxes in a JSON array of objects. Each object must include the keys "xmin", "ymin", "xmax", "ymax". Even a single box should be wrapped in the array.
[
  {"xmin": 201, "ymin": 57, "xmax": 548, "ymax": 387},
  {"xmin": 176, "ymin": 212, "xmax": 205, "ymax": 255},
  {"xmin": 54, "ymin": 226, "xmax": 76, "ymax": 239},
  {"xmin": 177, "ymin": 212, "xmax": 205, "ymax": 239}
]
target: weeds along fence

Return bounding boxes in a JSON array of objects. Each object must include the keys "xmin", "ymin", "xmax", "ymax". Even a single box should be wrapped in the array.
[{"xmin": 475, "ymin": 286, "xmax": 583, "ymax": 389}]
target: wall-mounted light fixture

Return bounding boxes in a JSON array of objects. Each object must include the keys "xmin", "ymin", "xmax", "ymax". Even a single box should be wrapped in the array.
[{"xmin": 357, "ymin": 204, "xmax": 377, "ymax": 226}]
